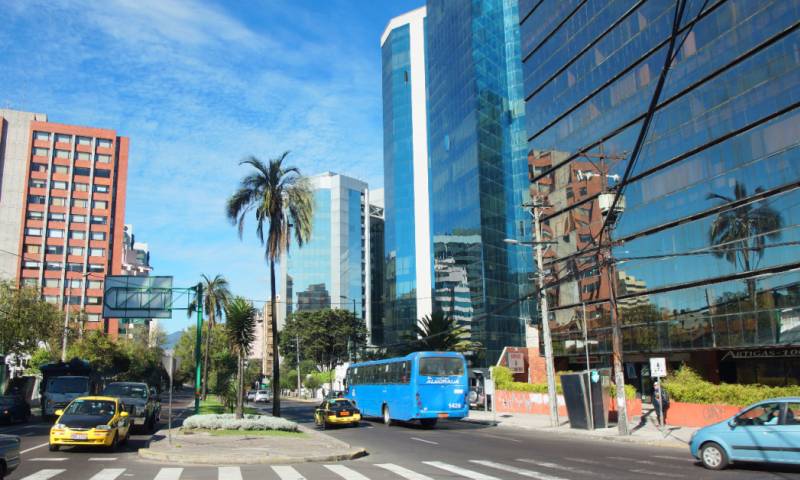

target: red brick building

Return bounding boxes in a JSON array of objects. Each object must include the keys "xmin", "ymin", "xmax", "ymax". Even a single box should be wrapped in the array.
[{"xmin": 1, "ymin": 111, "xmax": 129, "ymax": 337}]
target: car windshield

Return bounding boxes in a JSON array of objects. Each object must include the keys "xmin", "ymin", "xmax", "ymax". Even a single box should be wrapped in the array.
[
  {"xmin": 63, "ymin": 399, "xmax": 116, "ymax": 417},
  {"xmin": 102, "ymin": 384, "xmax": 148, "ymax": 399},
  {"xmin": 419, "ymin": 357, "xmax": 464, "ymax": 377},
  {"xmin": 331, "ymin": 399, "xmax": 354, "ymax": 408},
  {"xmin": 48, "ymin": 377, "xmax": 89, "ymax": 394}
]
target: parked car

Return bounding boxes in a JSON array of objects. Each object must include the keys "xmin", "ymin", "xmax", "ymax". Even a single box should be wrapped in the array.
[
  {"xmin": 314, "ymin": 398, "xmax": 361, "ymax": 429},
  {"xmin": 254, "ymin": 390, "xmax": 271, "ymax": 403},
  {"xmin": 690, "ymin": 397, "xmax": 800, "ymax": 470},
  {"xmin": 101, "ymin": 382, "xmax": 160, "ymax": 432},
  {"xmin": 246, "ymin": 391, "xmax": 256, "ymax": 402},
  {"xmin": 0, "ymin": 396, "xmax": 31, "ymax": 424},
  {"xmin": 49, "ymin": 396, "xmax": 131, "ymax": 452},
  {"xmin": 0, "ymin": 434, "xmax": 20, "ymax": 479}
]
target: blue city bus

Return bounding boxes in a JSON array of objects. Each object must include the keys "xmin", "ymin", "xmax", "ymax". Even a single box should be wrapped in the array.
[{"xmin": 344, "ymin": 351, "xmax": 469, "ymax": 427}]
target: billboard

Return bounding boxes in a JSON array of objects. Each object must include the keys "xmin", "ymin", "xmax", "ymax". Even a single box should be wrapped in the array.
[{"xmin": 103, "ymin": 275, "xmax": 174, "ymax": 319}]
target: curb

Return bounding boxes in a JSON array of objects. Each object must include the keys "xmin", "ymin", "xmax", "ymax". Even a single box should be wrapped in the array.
[
  {"xmin": 462, "ymin": 418, "xmax": 689, "ymax": 449},
  {"xmin": 137, "ymin": 446, "xmax": 368, "ymax": 465}
]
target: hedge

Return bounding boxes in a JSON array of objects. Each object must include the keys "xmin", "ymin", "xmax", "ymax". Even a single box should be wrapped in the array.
[
  {"xmin": 182, "ymin": 414, "xmax": 299, "ymax": 432},
  {"xmin": 663, "ymin": 366, "xmax": 800, "ymax": 406},
  {"xmin": 490, "ymin": 366, "xmax": 636, "ymax": 400}
]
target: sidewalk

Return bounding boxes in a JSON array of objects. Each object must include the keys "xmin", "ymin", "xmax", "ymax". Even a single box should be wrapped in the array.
[{"xmin": 465, "ymin": 409, "xmax": 696, "ymax": 449}]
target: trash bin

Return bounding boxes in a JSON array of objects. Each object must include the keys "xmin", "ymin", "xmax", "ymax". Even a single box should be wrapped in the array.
[{"xmin": 560, "ymin": 369, "xmax": 611, "ymax": 429}]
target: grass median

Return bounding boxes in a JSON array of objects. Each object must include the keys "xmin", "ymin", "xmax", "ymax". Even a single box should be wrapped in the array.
[{"xmin": 198, "ymin": 396, "xmax": 259, "ymax": 415}]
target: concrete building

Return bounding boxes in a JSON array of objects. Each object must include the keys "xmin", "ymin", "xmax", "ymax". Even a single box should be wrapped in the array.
[
  {"xmin": 250, "ymin": 300, "xmax": 275, "ymax": 376},
  {"xmin": 0, "ymin": 109, "xmax": 129, "ymax": 336},
  {"xmin": 379, "ymin": 6, "xmax": 434, "ymax": 347},
  {"xmin": 278, "ymin": 173, "xmax": 373, "ymax": 340},
  {"xmin": 368, "ymin": 188, "xmax": 385, "ymax": 345},
  {"xmin": 118, "ymin": 224, "xmax": 155, "ymax": 337}
]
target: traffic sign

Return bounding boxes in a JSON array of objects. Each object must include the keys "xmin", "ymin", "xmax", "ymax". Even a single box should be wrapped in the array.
[{"xmin": 649, "ymin": 357, "xmax": 667, "ymax": 378}]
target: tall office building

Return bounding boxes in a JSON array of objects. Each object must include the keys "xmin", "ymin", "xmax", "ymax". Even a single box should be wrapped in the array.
[
  {"xmin": 425, "ymin": 0, "xmax": 533, "ymax": 365},
  {"xmin": 368, "ymin": 189, "xmax": 385, "ymax": 345},
  {"xmin": 119, "ymin": 223, "xmax": 154, "ymax": 337},
  {"xmin": 0, "ymin": 109, "xmax": 129, "ymax": 336},
  {"xmin": 523, "ymin": 0, "xmax": 800, "ymax": 386},
  {"xmin": 380, "ymin": 6, "xmax": 434, "ymax": 346},
  {"xmin": 278, "ymin": 173, "xmax": 373, "ymax": 339}
]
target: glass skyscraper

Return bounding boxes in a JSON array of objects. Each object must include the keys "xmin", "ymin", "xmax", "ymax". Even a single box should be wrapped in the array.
[
  {"xmin": 426, "ymin": 0, "xmax": 534, "ymax": 366},
  {"xmin": 523, "ymin": 0, "xmax": 800, "ymax": 387},
  {"xmin": 380, "ymin": 7, "xmax": 434, "ymax": 346},
  {"xmin": 278, "ymin": 173, "xmax": 373, "ymax": 337}
]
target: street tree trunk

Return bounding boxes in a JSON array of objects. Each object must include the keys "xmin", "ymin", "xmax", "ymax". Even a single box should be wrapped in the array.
[
  {"xmin": 270, "ymin": 259, "xmax": 281, "ymax": 417},
  {"xmin": 235, "ymin": 354, "xmax": 244, "ymax": 419}
]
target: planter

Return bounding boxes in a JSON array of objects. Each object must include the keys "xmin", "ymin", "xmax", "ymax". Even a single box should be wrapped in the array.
[
  {"xmin": 665, "ymin": 401, "xmax": 741, "ymax": 428},
  {"xmin": 610, "ymin": 397, "xmax": 642, "ymax": 421},
  {"xmin": 495, "ymin": 390, "xmax": 568, "ymax": 417}
]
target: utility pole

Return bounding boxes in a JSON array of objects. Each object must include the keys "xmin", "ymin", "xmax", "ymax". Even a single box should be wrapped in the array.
[
  {"xmin": 194, "ymin": 283, "xmax": 203, "ymax": 414},
  {"xmin": 296, "ymin": 335, "xmax": 301, "ymax": 395}
]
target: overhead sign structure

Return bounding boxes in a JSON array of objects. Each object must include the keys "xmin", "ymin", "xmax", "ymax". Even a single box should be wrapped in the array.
[
  {"xmin": 649, "ymin": 357, "xmax": 667, "ymax": 378},
  {"xmin": 103, "ymin": 275, "xmax": 176, "ymax": 318}
]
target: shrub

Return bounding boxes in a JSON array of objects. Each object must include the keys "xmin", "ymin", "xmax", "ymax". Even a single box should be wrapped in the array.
[
  {"xmin": 182, "ymin": 414, "xmax": 299, "ymax": 432},
  {"xmin": 491, "ymin": 366, "xmax": 636, "ymax": 399},
  {"xmin": 663, "ymin": 366, "xmax": 800, "ymax": 406}
]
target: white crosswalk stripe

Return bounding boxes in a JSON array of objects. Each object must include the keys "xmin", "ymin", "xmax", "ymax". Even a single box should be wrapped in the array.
[
  {"xmin": 423, "ymin": 461, "xmax": 502, "ymax": 480},
  {"xmin": 471, "ymin": 460, "xmax": 569, "ymax": 480},
  {"xmin": 324, "ymin": 464, "xmax": 371, "ymax": 480},
  {"xmin": 218, "ymin": 467, "xmax": 243, "ymax": 480},
  {"xmin": 29, "ymin": 458, "xmax": 67, "ymax": 462},
  {"xmin": 88, "ymin": 468, "xmax": 126, "ymax": 480},
  {"xmin": 154, "ymin": 467, "xmax": 184, "ymax": 480},
  {"xmin": 18, "ymin": 470, "xmax": 65, "ymax": 480},
  {"xmin": 517, "ymin": 459, "xmax": 597, "ymax": 476},
  {"xmin": 272, "ymin": 465, "xmax": 306, "ymax": 480},
  {"xmin": 376, "ymin": 464, "xmax": 435, "ymax": 480}
]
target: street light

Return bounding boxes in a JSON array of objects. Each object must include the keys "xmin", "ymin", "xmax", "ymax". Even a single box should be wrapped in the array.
[{"xmin": 506, "ymin": 203, "xmax": 561, "ymax": 429}]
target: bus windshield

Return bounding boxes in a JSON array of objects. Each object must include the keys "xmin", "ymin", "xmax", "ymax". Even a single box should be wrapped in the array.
[
  {"xmin": 48, "ymin": 377, "xmax": 89, "ymax": 394},
  {"xmin": 419, "ymin": 357, "xmax": 464, "ymax": 376}
]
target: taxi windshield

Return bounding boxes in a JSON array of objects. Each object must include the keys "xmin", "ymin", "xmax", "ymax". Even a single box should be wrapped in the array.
[{"xmin": 63, "ymin": 399, "xmax": 116, "ymax": 417}]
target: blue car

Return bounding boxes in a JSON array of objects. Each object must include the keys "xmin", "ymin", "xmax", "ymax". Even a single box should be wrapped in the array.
[{"xmin": 690, "ymin": 397, "xmax": 800, "ymax": 470}]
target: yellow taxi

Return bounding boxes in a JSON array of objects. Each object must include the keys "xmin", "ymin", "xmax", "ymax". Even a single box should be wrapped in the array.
[
  {"xmin": 314, "ymin": 398, "xmax": 361, "ymax": 429},
  {"xmin": 49, "ymin": 396, "xmax": 130, "ymax": 451}
]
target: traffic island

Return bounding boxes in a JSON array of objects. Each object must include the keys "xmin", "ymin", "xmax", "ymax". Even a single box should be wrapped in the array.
[{"xmin": 138, "ymin": 415, "xmax": 367, "ymax": 465}]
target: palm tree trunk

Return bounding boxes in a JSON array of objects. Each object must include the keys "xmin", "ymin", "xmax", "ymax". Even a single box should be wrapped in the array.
[
  {"xmin": 235, "ymin": 354, "xmax": 244, "ymax": 419},
  {"xmin": 202, "ymin": 311, "xmax": 213, "ymax": 400},
  {"xmin": 270, "ymin": 259, "xmax": 280, "ymax": 417}
]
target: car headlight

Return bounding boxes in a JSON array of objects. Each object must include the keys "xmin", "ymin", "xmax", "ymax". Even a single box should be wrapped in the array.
[
  {"xmin": 53, "ymin": 423, "xmax": 66, "ymax": 430},
  {"xmin": 2, "ymin": 410, "xmax": 8, "ymax": 415},
  {"xmin": 95, "ymin": 424, "xmax": 112, "ymax": 430}
]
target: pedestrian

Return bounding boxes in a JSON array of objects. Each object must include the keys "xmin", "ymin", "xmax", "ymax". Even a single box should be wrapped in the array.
[{"xmin": 653, "ymin": 381, "xmax": 670, "ymax": 425}]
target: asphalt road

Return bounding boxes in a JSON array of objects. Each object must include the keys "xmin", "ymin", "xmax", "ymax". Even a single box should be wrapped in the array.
[{"xmin": 3, "ymin": 398, "xmax": 799, "ymax": 480}]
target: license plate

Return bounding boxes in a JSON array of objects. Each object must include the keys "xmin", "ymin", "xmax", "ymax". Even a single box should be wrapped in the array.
[
  {"xmin": 339, "ymin": 411, "xmax": 350, "ymax": 417},
  {"xmin": 71, "ymin": 434, "xmax": 87, "ymax": 440},
  {"xmin": 438, "ymin": 413, "xmax": 449, "ymax": 418}
]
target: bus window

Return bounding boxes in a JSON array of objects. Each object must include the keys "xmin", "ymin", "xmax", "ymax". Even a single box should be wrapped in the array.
[{"xmin": 419, "ymin": 357, "xmax": 464, "ymax": 376}]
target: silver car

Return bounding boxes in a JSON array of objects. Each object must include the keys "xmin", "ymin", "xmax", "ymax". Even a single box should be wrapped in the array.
[
  {"xmin": 101, "ymin": 382, "xmax": 160, "ymax": 432},
  {"xmin": 0, "ymin": 434, "xmax": 20, "ymax": 480}
]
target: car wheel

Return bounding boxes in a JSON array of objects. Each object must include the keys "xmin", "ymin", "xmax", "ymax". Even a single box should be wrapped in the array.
[
  {"xmin": 383, "ymin": 405, "xmax": 393, "ymax": 426},
  {"xmin": 0, "ymin": 460, "xmax": 6, "ymax": 480},
  {"xmin": 109, "ymin": 433, "xmax": 119, "ymax": 452},
  {"xmin": 700, "ymin": 442, "xmax": 729, "ymax": 470},
  {"xmin": 48, "ymin": 443, "xmax": 59, "ymax": 452}
]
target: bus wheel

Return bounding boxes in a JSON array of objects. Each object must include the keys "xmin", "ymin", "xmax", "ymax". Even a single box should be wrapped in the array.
[
  {"xmin": 420, "ymin": 418, "xmax": 437, "ymax": 429},
  {"xmin": 383, "ymin": 405, "xmax": 393, "ymax": 426}
]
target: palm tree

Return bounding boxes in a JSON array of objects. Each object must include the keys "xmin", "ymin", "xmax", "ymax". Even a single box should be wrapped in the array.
[
  {"xmin": 224, "ymin": 296, "xmax": 257, "ymax": 419},
  {"xmin": 707, "ymin": 182, "xmax": 783, "ymax": 340},
  {"xmin": 226, "ymin": 152, "xmax": 313, "ymax": 417},
  {"xmin": 404, "ymin": 310, "xmax": 480, "ymax": 353},
  {"xmin": 187, "ymin": 274, "xmax": 231, "ymax": 400}
]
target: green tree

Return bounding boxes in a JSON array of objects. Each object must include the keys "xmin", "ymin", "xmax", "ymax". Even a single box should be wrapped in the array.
[
  {"xmin": 188, "ymin": 274, "xmax": 231, "ymax": 400},
  {"xmin": 224, "ymin": 296, "xmax": 257, "ymax": 419},
  {"xmin": 173, "ymin": 325, "xmax": 235, "ymax": 391},
  {"xmin": 279, "ymin": 309, "xmax": 367, "ymax": 373},
  {"xmin": 26, "ymin": 347, "xmax": 57, "ymax": 375},
  {"xmin": 67, "ymin": 331, "xmax": 130, "ymax": 376},
  {"xmin": 400, "ymin": 310, "xmax": 480, "ymax": 354},
  {"xmin": 0, "ymin": 282, "xmax": 63, "ymax": 358},
  {"xmin": 226, "ymin": 152, "xmax": 314, "ymax": 417}
]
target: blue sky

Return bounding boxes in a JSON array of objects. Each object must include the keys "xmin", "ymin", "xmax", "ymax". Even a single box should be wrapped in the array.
[{"xmin": 1, "ymin": 0, "xmax": 422, "ymax": 333}]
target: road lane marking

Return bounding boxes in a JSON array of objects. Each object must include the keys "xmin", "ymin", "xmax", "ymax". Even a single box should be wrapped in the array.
[
  {"xmin": 272, "ymin": 465, "xmax": 306, "ymax": 480},
  {"xmin": 470, "ymin": 460, "xmax": 569, "ymax": 480},
  {"xmin": 481, "ymin": 433, "xmax": 521, "ymax": 443},
  {"xmin": 20, "ymin": 442, "xmax": 49, "ymax": 454},
  {"xmin": 423, "ymin": 461, "xmax": 502, "ymax": 480},
  {"xmin": 89, "ymin": 457, "xmax": 118, "ymax": 461},
  {"xmin": 517, "ymin": 459, "xmax": 597, "ymax": 476},
  {"xmin": 218, "ymin": 467, "xmax": 243, "ymax": 480},
  {"xmin": 324, "ymin": 464, "xmax": 371, "ymax": 480},
  {"xmin": 630, "ymin": 469, "xmax": 683, "ymax": 478},
  {"xmin": 410, "ymin": 437, "xmax": 438, "ymax": 445},
  {"xmin": 18, "ymin": 470, "xmax": 66, "ymax": 480},
  {"xmin": 154, "ymin": 468, "xmax": 184, "ymax": 480},
  {"xmin": 376, "ymin": 463, "xmax": 435, "ymax": 480},
  {"xmin": 89, "ymin": 469, "xmax": 126, "ymax": 480},
  {"xmin": 30, "ymin": 458, "xmax": 67, "ymax": 461},
  {"xmin": 564, "ymin": 457, "xmax": 601, "ymax": 465}
]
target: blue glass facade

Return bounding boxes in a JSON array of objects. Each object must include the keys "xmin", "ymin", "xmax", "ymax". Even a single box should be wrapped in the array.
[
  {"xmin": 287, "ymin": 189, "xmax": 332, "ymax": 313},
  {"xmin": 381, "ymin": 22, "xmax": 422, "ymax": 345},
  {"xmin": 524, "ymin": 0, "xmax": 800, "ymax": 386},
  {"xmin": 426, "ymin": 0, "xmax": 532, "ymax": 366}
]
